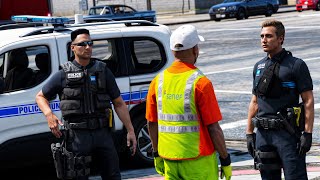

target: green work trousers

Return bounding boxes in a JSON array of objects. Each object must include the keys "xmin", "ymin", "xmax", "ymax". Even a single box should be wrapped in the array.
[{"xmin": 163, "ymin": 152, "xmax": 219, "ymax": 180}]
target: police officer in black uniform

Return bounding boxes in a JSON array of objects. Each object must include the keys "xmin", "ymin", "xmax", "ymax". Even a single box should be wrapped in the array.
[
  {"xmin": 36, "ymin": 28, "xmax": 137, "ymax": 180},
  {"xmin": 246, "ymin": 20, "xmax": 314, "ymax": 180}
]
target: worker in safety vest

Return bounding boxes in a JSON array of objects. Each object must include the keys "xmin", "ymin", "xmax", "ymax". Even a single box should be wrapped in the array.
[{"xmin": 146, "ymin": 24, "xmax": 232, "ymax": 180}]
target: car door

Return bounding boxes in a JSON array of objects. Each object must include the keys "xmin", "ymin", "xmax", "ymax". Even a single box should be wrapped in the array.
[
  {"xmin": 0, "ymin": 36, "xmax": 59, "ymax": 146},
  {"xmin": 246, "ymin": 0, "xmax": 259, "ymax": 15},
  {"xmin": 115, "ymin": 5, "xmax": 137, "ymax": 21}
]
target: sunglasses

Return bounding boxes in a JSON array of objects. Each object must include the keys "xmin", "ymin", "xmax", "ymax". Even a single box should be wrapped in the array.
[{"xmin": 72, "ymin": 41, "xmax": 94, "ymax": 47}]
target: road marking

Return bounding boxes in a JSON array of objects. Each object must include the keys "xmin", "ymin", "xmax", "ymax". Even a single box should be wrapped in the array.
[
  {"xmin": 299, "ymin": 14, "xmax": 320, "ymax": 17},
  {"xmin": 201, "ymin": 26, "xmax": 320, "ymax": 33},
  {"xmin": 221, "ymin": 119, "xmax": 248, "ymax": 130},
  {"xmin": 204, "ymin": 57, "xmax": 320, "ymax": 75},
  {"xmin": 215, "ymin": 90, "xmax": 251, "ymax": 94}
]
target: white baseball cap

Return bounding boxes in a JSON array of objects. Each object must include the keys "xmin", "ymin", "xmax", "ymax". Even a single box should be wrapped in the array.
[{"xmin": 170, "ymin": 25, "xmax": 204, "ymax": 51}]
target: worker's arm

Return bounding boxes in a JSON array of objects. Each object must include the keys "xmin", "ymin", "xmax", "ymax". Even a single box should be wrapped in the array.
[
  {"xmin": 246, "ymin": 95, "xmax": 258, "ymax": 134},
  {"xmin": 147, "ymin": 121, "xmax": 158, "ymax": 152},
  {"xmin": 112, "ymin": 96, "xmax": 137, "ymax": 155},
  {"xmin": 208, "ymin": 122, "xmax": 228, "ymax": 159},
  {"xmin": 35, "ymin": 90, "xmax": 63, "ymax": 138}
]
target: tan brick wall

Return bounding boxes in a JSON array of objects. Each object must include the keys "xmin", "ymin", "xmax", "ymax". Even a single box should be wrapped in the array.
[{"xmin": 51, "ymin": 0, "xmax": 219, "ymax": 16}]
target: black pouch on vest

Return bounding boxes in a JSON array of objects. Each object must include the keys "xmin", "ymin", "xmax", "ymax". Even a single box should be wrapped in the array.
[
  {"xmin": 257, "ymin": 62, "xmax": 278, "ymax": 96},
  {"xmin": 256, "ymin": 50, "xmax": 289, "ymax": 97}
]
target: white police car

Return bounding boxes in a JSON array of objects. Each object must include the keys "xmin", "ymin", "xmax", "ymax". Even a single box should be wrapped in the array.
[{"xmin": 0, "ymin": 15, "xmax": 173, "ymax": 168}]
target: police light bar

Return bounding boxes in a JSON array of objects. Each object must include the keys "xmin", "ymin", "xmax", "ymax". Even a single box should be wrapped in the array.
[{"xmin": 11, "ymin": 15, "xmax": 70, "ymax": 25}]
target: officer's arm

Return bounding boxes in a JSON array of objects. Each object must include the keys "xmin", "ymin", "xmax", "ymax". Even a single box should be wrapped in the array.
[
  {"xmin": 301, "ymin": 90, "xmax": 314, "ymax": 133},
  {"xmin": 112, "ymin": 96, "xmax": 137, "ymax": 151},
  {"xmin": 208, "ymin": 123, "xmax": 228, "ymax": 159},
  {"xmin": 36, "ymin": 90, "xmax": 52, "ymax": 116},
  {"xmin": 246, "ymin": 95, "xmax": 258, "ymax": 134}
]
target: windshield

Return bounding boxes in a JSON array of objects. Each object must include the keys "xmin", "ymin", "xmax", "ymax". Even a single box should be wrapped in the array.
[{"xmin": 223, "ymin": 0, "xmax": 245, "ymax": 3}]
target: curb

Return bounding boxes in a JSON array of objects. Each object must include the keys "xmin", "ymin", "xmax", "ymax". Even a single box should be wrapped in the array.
[{"xmin": 160, "ymin": 7, "xmax": 296, "ymax": 26}]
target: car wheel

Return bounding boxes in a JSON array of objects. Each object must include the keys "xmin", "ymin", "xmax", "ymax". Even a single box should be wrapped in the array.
[
  {"xmin": 236, "ymin": 8, "xmax": 245, "ymax": 20},
  {"xmin": 214, "ymin": 19, "xmax": 221, "ymax": 22},
  {"xmin": 316, "ymin": 2, "xmax": 320, "ymax": 11},
  {"xmin": 131, "ymin": 114, "xmax": 154, "ymax": 167},
  {"xmin": 265, "ymin": 5, "xmax": 273, "ymax": 17}
]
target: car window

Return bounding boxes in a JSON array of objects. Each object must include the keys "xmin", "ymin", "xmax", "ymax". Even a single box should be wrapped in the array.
[
  {"xmin": 0, "ymin": 54, "xmax": 4, "ymax": 78},
  {"xmin": 123, "ymin": 6, "xmax": 135, "ymax": 13},
  {"xmin": 127, "ymin": 38, "xmax": 166, "ymax": 75},
  {"xmin": 89, "ymin": 7, "xmax": 110, "ymax": 15},
  {"xmin": 67, "ymin": 39, "xmax": 123, "ymax": 77},
  {"xmin": 0, "ymin": 46, "xmax": 51, "ymax": 93}
]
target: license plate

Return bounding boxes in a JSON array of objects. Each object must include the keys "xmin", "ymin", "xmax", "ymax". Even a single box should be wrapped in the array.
[
  {"xmin": 302, "ymin": 5, "xmax": 307, "ymax": 8},
  {"xmin": 216, "ymin": 14, "xmax": 225, "ymax": 18}
]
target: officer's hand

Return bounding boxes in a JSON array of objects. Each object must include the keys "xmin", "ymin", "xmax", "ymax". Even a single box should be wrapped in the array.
[
  {"xmin": 153, "ymin": 152, "xmax": 165, "ymax": 176},
  {"xmin": 299, "ymin": 132, "xmax": 312, "ymax": 156},
  {"xmin": 46, "ymin": 112, "xmax": 63, "ymax": 138},
  {"xmin": 127, "ymin": 131, "xmax": 137, "ymax": 156},
  {"xmin": 246, "ymin": 133, "xmax": 256, "ymax": 158},
  {"xmin": 219, "ymin": 154, "xmax": 232, "ymax": 180}
]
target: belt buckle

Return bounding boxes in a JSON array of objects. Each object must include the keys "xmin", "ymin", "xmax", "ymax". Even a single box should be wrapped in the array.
[
  {"xmin": 87, "ymin": 119, "xmax": 98, "ymax": 129},
  {"xmin": 262, "ymin": 119, "xmax": 269, "ymax": 129}
]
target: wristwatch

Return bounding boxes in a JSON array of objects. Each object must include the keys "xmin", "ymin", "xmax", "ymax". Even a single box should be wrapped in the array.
[{"xmin": 153, "ymin": 151, "xmax": 159, "ymax": 157}]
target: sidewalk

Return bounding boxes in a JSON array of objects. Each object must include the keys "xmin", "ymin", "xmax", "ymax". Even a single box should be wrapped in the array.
[
  {"xmin": 156, "ymin": 5, "xmax": 296, "ymax": 26},
  {"xmin": 120, "ymin": 140, "xmax": 320, "ymax": 180}
]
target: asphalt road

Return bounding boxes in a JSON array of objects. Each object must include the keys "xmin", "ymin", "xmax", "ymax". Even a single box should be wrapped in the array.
[{"xmin": 168, "ymin": 10, "xmax": 320, "ymax": 143}]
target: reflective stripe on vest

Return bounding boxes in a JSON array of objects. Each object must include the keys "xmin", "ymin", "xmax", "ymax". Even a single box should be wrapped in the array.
[{"xmin": 156, "ymin": 68, "xmax": 204, "ymax": 160}]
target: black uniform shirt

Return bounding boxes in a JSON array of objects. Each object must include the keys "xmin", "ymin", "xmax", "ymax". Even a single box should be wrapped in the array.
[
  {"xmin": 42, "ymin": 59, "xmax": 120, "ymax": 101},
  {"xmin": 252, "ymin": 49, "xmax": 313, "ymax": 118}
]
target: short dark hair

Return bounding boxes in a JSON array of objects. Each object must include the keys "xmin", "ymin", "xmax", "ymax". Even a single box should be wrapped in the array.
[
  {"xmin": 71, "ymin": 28, "xmax": 90, "ymax": 42},
  {"xmin": 261, "ymin": 19, "xmax": 285, "ymax": 38}
]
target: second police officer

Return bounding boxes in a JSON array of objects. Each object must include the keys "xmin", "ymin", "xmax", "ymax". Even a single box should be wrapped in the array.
[{"xmin": 246, "ymin": 19, "xmax": 314, "ymax": 180}]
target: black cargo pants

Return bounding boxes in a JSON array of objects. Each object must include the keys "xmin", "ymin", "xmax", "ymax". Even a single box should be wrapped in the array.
[
  {"xmin": 256, "ymin": 128, "xmax": 307, "ymax": 180},
  {"xmin": 66, "ymin": 127, "xmax": 121, "ymax": 180}
]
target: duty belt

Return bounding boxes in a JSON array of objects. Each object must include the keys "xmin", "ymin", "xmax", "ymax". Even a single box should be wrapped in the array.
[
  {"xmin": 252, "ymin": 117, "xmax": 284, "ymax": 130},
  {"xmin": 64, "ymin": 118, "xmax": 108, "ymax": 130}
]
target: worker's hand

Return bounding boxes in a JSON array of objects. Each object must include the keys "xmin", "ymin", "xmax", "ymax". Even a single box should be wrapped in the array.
[
  {"xmin": 219, "ymin": 154, "xmax": 232, "ymax": 180},
  {"xmin": 220, "ymin": 165, "xmax": 232, "ymax": 180},
  {"xmin": 299, "ymin": 132, "xmax": 312, "ymax": 156},
  {"xmin": 153, "ymin": 152, "xmax": 165, "ymax": 176},
  {"xmin": 246, "ymin": 133, "xmax": 256, "ymax": 158},
  {"xmin": 46, "ymin": 112, "xmax": 63, "ymax": 138},
  {"xmin": 127, "ymin": 130, "xmax": 137, "ymax": 156}
]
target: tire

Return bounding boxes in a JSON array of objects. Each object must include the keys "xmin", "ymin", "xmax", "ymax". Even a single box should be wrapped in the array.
[
  {"xmin": 265, "ymin": 5, "xmax": 273, "ymax": 17},
  {"xmin": 316, "ymin": 2, "xmax": 320, "ymax": 11},
  {"xmin": 130, "ymin": 114, "xmax": 154, "ymax": 167},
  {"xmin": 214, "ymin": 19, "xmax": 221, "ymax": 22},
  {"xmin": 236, "ymin": 8, "xmax": 245, "ymax": 20}
]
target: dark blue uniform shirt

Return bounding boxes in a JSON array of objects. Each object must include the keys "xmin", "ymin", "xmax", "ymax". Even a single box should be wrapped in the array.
[{"xmin": 252, "ymin": 49, "xmax": 313, "ymax": 118}]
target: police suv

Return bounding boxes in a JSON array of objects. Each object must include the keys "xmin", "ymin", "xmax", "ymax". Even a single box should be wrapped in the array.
[{"xmin": 0, "ymin": 16, "xmax": 173, "ymax": 168}]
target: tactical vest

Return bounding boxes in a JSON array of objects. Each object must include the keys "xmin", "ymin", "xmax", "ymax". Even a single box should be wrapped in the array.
[
  {"xmin": 255, "ymin": 50, "xmax": 294, "ymax": 98},
  {"xmin": 60, "ymin": 60, "xmax": 111, "ymax": 120},
  {"xmin": 156, "ymin": 69, "xmax": 204, "ymax": 160}
]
